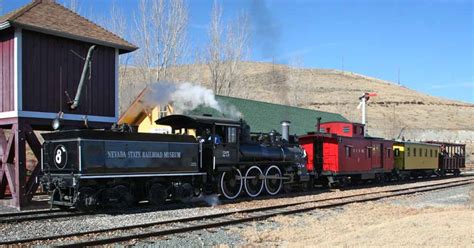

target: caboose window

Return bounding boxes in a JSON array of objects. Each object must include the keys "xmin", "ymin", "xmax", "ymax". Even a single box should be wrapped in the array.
[
  {"xmin": 367, "ymin": 147, "xmax": 372, "ymax": 158},
  {"xmin": 343, "ymin": 126, "xmax": 350, "ymax": 133},
  {"xmin": 387, "ymin": 149, "xmax": 391, "ymax": 158},
  {"xmin": 345, "ymin": 146, "xmax": 352, "ymax": 157}
]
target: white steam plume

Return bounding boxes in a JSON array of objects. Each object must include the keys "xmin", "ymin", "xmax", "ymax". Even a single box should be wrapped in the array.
[{"xmin": 143, "ymin": 81, "xmax": 242, "ymax": 119}]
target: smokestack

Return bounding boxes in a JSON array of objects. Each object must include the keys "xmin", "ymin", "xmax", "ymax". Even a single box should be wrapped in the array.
[
  {"xmin": 316, "ymin": 117, "xmax": 322, "ymax": 132},
  {"xmin": 281, "ymin": 121, "xmax": 291, "ymax": 141}
]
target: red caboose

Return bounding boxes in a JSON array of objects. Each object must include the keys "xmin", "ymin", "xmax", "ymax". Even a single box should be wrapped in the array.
[{"xmin": 299, "ymin": 121, "xmax": 394, "ymax": 186}]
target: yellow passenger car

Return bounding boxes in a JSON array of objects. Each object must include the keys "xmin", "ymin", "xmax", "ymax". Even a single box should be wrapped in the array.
[{"xmin": 393, "ymin": 142, "xmax": 440, "ymax": 172}]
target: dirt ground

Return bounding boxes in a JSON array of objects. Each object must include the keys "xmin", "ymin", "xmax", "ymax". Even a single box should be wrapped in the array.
[{"xmin": 237, "ymin": 188, "xmax": 474, "ymax": 247}]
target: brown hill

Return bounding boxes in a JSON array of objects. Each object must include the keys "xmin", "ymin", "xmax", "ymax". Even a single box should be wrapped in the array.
[{"xmin": 119, "ymin": 62, "xmax": 474, "ymax": 161}]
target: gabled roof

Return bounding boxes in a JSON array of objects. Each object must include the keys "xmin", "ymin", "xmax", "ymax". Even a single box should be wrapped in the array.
[
  {"xmin": 0, "ymin": 0, "xmax": 137, "ymax": 53},
  {"xmin": 191, "ymin": 96, "xmax": 349, "ymax": 135}
]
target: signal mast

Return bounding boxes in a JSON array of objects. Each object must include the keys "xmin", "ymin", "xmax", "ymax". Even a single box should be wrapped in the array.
[{"xmin": 357, "ymin": 92, "xmax": 377, "ymax": 136}]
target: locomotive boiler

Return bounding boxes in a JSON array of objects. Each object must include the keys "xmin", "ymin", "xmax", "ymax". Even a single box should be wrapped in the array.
[{"xmin": 40, "ymin": 114, "xmax": 308, "ymax": 210}]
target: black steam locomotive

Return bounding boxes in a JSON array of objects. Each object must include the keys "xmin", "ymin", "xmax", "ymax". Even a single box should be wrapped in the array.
[{"xmin": 40, "ymin": 114, "xmax": 308, "ymax": 210}]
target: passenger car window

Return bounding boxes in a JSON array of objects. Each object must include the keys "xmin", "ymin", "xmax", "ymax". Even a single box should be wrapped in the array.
[{"xmin": 407, "ymin": 147, "xmax": 410, "ymax": 157}]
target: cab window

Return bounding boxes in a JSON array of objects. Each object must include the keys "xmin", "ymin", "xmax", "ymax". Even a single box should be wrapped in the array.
[{"xmin": 226, "ymin": 127, "xmax": 237, "ymax": 144}]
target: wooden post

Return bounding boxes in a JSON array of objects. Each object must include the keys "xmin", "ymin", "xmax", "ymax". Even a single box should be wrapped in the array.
[
  {"xmin": 0, "ymin": 121, "xmax": 42, "ymax": 209},
  {"xmin": 0, "ymin": 129, "xmax": 8, "ymax": 198}
]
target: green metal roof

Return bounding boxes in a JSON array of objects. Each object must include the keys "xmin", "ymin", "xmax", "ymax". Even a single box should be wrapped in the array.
[{"xmin": 188, "ymin": 95, "xmax": 348, "ymax": 135}]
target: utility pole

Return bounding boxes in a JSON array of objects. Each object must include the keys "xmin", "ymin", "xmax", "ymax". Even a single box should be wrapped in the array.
[{"xmin": 397, "ymin": 67, "xmax": 400, "ymax": 85}]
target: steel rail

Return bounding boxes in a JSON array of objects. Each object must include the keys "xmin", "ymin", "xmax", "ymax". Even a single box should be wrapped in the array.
[
  {"xmin": 56, "ymin": 180, "xmax": 473, "ymax": 247},
  {"xmin": 1, "ymin": 178, "xmax": 471, "ymax": 246},
  {"xmin": 0, "ymin": 209, "xmax": 63, "ymax": 218},
  {"xmin": 0, "ymin": 211, "xmax": 87, "ymax": 224}
]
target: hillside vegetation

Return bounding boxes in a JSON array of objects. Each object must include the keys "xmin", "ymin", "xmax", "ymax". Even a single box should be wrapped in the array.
[{"xmin": 120, "ymin": 62, "xmax": 474, "ymax": 160}]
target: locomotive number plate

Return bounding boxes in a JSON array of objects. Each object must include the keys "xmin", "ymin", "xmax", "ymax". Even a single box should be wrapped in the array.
[{"xmin": 54, "ymin": 145, "xmax": 68, "ymax": 169}]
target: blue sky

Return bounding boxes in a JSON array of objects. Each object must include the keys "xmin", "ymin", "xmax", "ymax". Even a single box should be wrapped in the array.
[{"xmin": 4, "ymin": 0, "xmax": 473, "ymax": 103}]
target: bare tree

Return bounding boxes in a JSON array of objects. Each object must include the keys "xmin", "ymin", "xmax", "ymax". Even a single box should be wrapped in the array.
[
  {"xmin": 207, "ymin": 0, "xmax": 250, "ymax": 96},
  {"xmin": 96, "ymin": 1, "xmax": 131, "ymax": 78},
  {"xmin": 133, "ymin": 0, "xmax": 188, "ymax": 84},
  {"xmin": 64, "ymin": 0, "xmax": 81, "ymax": 14}
]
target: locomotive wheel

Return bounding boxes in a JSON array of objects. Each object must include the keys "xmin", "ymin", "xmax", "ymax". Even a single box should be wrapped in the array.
[
  {"xmin": 148, "ymin": 183, "xmax": 168, "ymax": 206},
  {"xmin": 100, "ymin": 186, "xmax": 132, "ymax": 209},
  {"xmin": 219, "ymin": 168, "xmax": 243, "ymax": 200},
  {"xmin": 113, "ymin": 185, "xmax": 134, "ymax": 209},
  {"xmin": 264, "ymin": 165, "xmax": 283, "ymax": 196},
  {"xmin": 244, "ymin": 166, "xmax": 264, "ymax": 197},
  {"xmin": 75, "ymin": 187, "xmax": 97, "ymax": 212}
]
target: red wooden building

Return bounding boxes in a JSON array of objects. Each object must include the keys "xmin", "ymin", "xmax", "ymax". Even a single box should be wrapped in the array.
[
  {"xmin": 0, "ymin": 0, "xmax": 136, "ymax": 209},
  {"xmin": 299, "ymin": 122, "xmax": 395, "ymax": 186}
]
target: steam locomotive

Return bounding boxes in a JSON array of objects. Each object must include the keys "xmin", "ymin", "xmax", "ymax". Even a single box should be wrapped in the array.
[
  {"xmin": 40, "ymin": 114, "xmax": 308, "ymax": 210},
  {"xmin": 41, "ymin": 114, "xmax": 466, "ymax": 211}
]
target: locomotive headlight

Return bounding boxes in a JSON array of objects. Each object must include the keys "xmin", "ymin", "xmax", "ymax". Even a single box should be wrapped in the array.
[
  {"xmin": 52, "ymin": 118, "xmax": 61, "ymax": 130},
  {"xmin": 52, "ymin": 111, "xmax": 64, "ymax": 131}
]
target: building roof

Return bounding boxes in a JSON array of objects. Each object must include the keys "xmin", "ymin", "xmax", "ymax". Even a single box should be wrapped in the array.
[
  {"xmin": 190, "ymin": 96, "xmax": 348, "ymax": 135},
  {"xmin": 0, "ymin": 0, "xmax": 137, "ymax": 53},
  {"xmin": 118, "ymin": 87, "xmax": 153, "ymax": 125}
]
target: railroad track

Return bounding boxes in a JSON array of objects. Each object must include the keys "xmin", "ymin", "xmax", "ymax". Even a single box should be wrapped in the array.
[
  {"xmin": 1, "ymin": 177, "xmax": 472, "ymax": 247},
  {"xmin": 0, "ymin": 209, "xmax": 87, "ymax": 224},
  {"xmin": 0, "ymin": 174, "xmax": 467, "ymax": 224}
]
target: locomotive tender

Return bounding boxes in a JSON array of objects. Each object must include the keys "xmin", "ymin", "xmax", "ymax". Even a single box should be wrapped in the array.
[{"xmin": 41, "ymin": 114, "xmax": 308, "ymax": 210}]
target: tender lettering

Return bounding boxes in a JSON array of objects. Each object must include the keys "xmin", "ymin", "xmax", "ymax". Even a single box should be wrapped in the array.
[{"xmin": 106, "ymin": 150, "xmax": 181, "ymax": 159}]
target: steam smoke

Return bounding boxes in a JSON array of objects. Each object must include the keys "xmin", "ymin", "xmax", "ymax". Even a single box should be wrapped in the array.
[
  {"xmin": 250, "ymin": 0, "xmax": 280, "ymax": 59},
  {"xmin": 144, "ymin": 82, "xmax": 242, "ymax": 119}
]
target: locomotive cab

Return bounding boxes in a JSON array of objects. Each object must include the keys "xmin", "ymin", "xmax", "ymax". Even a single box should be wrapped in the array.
[{"xmin": 156, "ymin": 114, "xmax": 242, "ymax": 173}]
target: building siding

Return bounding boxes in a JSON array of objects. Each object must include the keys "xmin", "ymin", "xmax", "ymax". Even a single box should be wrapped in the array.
[
  {"xmin": 0, "ymin": 28, "xmax": 14, "ymax": 112},
  {"xmin": 22, "ymin": 30, "xmax": 115, "ymax": 117}
]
